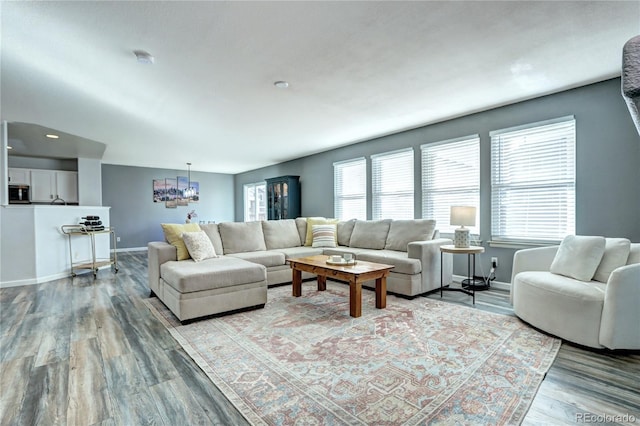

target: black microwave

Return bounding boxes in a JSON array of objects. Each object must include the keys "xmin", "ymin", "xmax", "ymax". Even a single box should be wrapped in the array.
[{"xmin": 8, "ymin": 185, "xmax": 31, "ymax": 204}]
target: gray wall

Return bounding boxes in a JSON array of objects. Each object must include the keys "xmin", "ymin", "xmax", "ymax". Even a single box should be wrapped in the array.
[
  {"xmin": 8, "ymin": 155, "xmax": 77, "ymax": 171},
  {"xmin": 102, "ymin": 164, "xmax": 234, "ymax": 249},
  {"xmin": 234, "ymin": 78, "xmax": 640, "ymax": 282}
]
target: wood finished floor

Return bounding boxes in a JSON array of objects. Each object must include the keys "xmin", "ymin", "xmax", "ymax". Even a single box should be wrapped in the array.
[{"xmin": 1, "ymin": 251, "xmax": 638, "ymax": 425}]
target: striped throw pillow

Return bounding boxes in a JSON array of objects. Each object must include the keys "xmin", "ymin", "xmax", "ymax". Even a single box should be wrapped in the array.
[{"xmin": 312, "ymin": 224, "xmax": 337, "ymax": 248}]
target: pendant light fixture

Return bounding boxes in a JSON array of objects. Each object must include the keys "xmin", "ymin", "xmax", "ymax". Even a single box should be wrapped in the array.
[{"xmin": 184, "ymin": 162, "xmax": 195, "ymax": 199}]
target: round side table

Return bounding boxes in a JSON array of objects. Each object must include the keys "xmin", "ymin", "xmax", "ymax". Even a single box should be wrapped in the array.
[{"xmin": 439, "ymin": 244, "xmax": 485, "ymax": 304}]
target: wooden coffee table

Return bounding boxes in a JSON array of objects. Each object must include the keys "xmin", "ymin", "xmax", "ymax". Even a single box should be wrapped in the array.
[{"xmin": 288, "ymin": 255, "xmax": 394, "ymax": 318}]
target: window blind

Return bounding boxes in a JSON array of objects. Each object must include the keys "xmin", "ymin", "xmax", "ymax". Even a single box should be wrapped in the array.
[
  {"xmin": 490, "ymin": 116, "xmax": 575, "ymax": 242},
  {"xmin": 243, "ymin": 182, "xmax": 266, "ymax": 221},
  {"xmin": 421, "ymin": 135, "xmax": 480, "ymax": 234},
  {"xmin": 372, "ymin": 148, "xmax": 414, "ymax": 220},
  {"xmin": 334, "ymin": 158, "xmax": 367, "ymax": 220}
]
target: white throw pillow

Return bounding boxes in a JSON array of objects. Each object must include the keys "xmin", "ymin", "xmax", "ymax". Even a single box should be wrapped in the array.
[
  {"xmin": 182, "ymin": 231, "xmax": 217, "ymax": 262},
  {"xmin": 593, "ymin": 238, "xmax": 631, "ymax": 283},
  {"xmin": 311, "ymin": 224, "xmax": 337, "ymax": 248},
  {"xmin": 550, "ymin": 235, "xmax": 606, "ymax": 281}
]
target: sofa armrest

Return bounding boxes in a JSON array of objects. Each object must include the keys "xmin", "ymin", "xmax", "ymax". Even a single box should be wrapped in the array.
[
  {"xmin": 408, "ymin": 238, "xmax": 453, "ymax": 293},
  {"xmin": 148, "ymin": 241, "xmax": 177, "ymax": 294},
  {"xmin": 511, "ymin": 246, "xmax": 559, "ymax": 283},
  {"xmin": 599, "ymin": 263, "xmax": 640, "ymax": 349}
]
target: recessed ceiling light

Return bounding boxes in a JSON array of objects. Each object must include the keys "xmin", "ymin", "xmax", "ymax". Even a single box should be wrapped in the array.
[
  {"xmin": 134, "ymin": 50, "xmax": 155, "ymax": 65},
  {"xmin": 274, "ymin": 81, "xmax": 289, "ymax": 89},
  {"xmin": 45, "ymin": 134, "xmax": 59, "ymax": 139}
]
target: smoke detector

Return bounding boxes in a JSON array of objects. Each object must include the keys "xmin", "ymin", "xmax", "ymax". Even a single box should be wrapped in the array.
[{"xmin": 134, "ymin": 50, "xmax": 155, "ymax": 65}]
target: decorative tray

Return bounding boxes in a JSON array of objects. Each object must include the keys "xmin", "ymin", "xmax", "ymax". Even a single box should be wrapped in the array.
[{"xmin": 326, "ymin": 259, "xmax": 357, "ymax": 266}]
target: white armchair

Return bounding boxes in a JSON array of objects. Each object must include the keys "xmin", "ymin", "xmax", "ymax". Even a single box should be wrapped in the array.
[{"xmin": 510, "ymin": 242, "xmax": 640, "ymax": 350}]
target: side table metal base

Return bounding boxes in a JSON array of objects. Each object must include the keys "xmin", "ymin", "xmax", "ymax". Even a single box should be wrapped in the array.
[{"xmin": 461, "ymin": 278, "xmax": 490, "ymax": 291}]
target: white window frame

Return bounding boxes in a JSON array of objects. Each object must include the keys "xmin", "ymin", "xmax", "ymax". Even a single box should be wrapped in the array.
[
  {"xmin": 490, "ymin": 115, "xmax": 576, "ymax": 245},
  {"xmin": 243, "ymin": 182, "xmax": 266, "ymax": 222},
  {"xmin": 334, "ymin": 157, "xmax": 367, "ymax": 220},
  {"xmin": 371, "ymin": 148, "xmax": 414, "ymax": 220},
  {"xmin": 421, "ymin": 135, "xmax": 480, "ymax": 235}
]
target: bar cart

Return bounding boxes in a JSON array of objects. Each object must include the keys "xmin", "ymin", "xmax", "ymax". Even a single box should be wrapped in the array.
[{"xmin": 61, "ymin": 225, "xmax": 119, "ymax": 278}]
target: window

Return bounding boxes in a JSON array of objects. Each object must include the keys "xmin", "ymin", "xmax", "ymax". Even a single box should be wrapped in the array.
[
  {"xmin": 243, "ymin": 182, "xmax": 266, "ymax": 222},
  {"xmin": 491, "ymin": 116, "xmax": 575, "ymax": 243},
  {"xmin": 334, "ymin": 158, "xmax": 367, "ymax": 220},
  {"xmin": 422, "ymin": 135, "xmax": 480, "ymax": 234},
  {"xmin": 372, "ymin": 148, "xmax": 414, "ymax": 220}
]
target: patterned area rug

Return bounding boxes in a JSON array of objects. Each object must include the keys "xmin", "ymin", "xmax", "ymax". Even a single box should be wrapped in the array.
[{"xmin": 145, "ymin": 282, "xmax": 560, "ymax": 425}]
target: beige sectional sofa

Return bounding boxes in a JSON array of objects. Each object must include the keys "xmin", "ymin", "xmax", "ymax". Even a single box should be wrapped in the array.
[{"xmin": 148, "ymin": 218, "xmax": 453, "ymax": 322}]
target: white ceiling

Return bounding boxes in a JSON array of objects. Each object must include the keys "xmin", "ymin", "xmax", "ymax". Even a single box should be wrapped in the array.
[{"xmin": 2, "ymin": 1, "xmax": 639, "ymax": 174}]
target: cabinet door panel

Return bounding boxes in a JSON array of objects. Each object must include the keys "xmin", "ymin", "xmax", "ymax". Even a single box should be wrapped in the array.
[
  {"xmin": 30, "ymin": 170, "xmax": 55, "ymax": 202},
  {"xmin": 8, "ymin": 168, "xmax": 30, "ymax": 185},
  {"xmin": 56, "ymin": 171, "xmax": 78, "ymax": 203}
]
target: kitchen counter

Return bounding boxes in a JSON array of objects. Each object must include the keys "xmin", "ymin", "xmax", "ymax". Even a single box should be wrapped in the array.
[{"xmin": 0, "ymin": 205, "xmax": 111, "ymax": 286}]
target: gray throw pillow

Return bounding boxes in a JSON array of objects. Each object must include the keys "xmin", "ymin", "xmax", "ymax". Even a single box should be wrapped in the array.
[
  {"xmin": 349, "ymin": 219, "xmax": 392, "ymax": 249},
  {"xmin": 199, "ymin": 223, "xmax": 224, "ymax": 255},
  {"xmin": 337, "ymin": 219, "xmax": 357, "ymax": 246},
  {"xmin": 219, "ymin": 221, "xmax": 267, "ymax": 254},
  {"xmin": 385, "ymin": 219, "xmax": 436, "ymax": 252},
  {"xmin": 262, "ymin": 219, "xmax": 302, "ymax": 249}
]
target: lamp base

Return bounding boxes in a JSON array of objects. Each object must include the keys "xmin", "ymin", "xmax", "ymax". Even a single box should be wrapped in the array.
[{"xmin": 454, "ymin": 228, "xmax": 470, "ymax": 248}]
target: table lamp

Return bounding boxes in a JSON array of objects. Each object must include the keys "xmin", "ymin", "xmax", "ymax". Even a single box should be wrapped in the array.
[{"xmin": 450, "ymin": 206, "xmax": 476, "ymax": 248}]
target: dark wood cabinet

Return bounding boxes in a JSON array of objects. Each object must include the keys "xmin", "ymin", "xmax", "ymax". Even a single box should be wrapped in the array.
[{"xmin": 266, "ymin": 175, "xmax": 300, "ymax": 220}]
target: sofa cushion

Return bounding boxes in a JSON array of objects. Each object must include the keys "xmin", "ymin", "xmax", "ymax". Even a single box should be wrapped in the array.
[
  {"xmin": 161, "ymin": 223, "xmax": 202, "ymax": 260},
  {"xmin": 199, "ymin": 223, "xmax": 224, "ymax": 255},
  {"xmin": 337, "ymin": 219, "xmax": 357, "ymax": 246},
  {"xmin": 295, "ymin": 218, "xmax": 308, "ymax": 246},
  {"xmin": 226, "ymin": 250, "xmax": 286, "ymax": 268},
  {"xmin": 312, "ymin": 224, "xmax": 337, "ymax": 248},
  {"xmin": 385, "ymin": 219, "xmax": 436, "ymax": 252},
  {"xmin": 593, "ymin": 238, "xmax": 631, "ymax": 283},
  {"xmin": 219, "ymin": 221, "xmax": 267, "ymax": 254},
  {"xmin": 161, "ymin": 257, "xmax": 266, "ymax": 293},
  {"xmin": 349, "ymin": 219, "xmax": 391, "ymax": 249},
  {"xmin": 304, "ymin": 218, "xmax": 339, "ymax": 246},
  {"xmin": 182, "ymin": 231, "xmax": 217, "ymax": 262},
  {"xmin": 627, "ymin": 243, "xmax": 640, "ymax": 265},
  {"xmin": 274, "ymin": 246, "xmax": 324, "ymax": 260},
  {"xmin": 356, "ymin": 250, "xmax": 420, "ymax": 275},
  {"xmin": 550, "ymin": 235, "xmax": 606, "ymax": 282},
  {"xmin": 262, "ymin": 219, "xmax": 301, "ymax": 249}
]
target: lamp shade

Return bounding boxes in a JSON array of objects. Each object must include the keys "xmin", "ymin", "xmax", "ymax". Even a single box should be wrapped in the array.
[{"xmin": 450, "ymin": 206, "xmax": 476, "ymax": 227}]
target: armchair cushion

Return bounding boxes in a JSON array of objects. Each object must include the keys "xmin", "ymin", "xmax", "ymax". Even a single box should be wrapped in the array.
[
  {"xmin": 549, "ymin": 235, "xmax": 606, "ymax": 281},
  {"xmin": 593, "ymin": 238, "xmax": 631, "ymax": 283}
]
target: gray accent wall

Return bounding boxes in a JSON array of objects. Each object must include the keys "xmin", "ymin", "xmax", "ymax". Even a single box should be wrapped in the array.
[
  {"xmin": 102, "ymin": 164, "xmax": 234, "ymax": 249},
  {"xmin": 234, "ymin": 78, "xmax": 640, "ymax": 283}
]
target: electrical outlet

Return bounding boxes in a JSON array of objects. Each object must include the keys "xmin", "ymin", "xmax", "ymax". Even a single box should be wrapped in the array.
[
  {"xmin": 491, "ymin": 257, "xmax": 498, "ymax": 268},
  {"xmin": 116, "ymin": 236, "xmax": 121, "ymax": 242}
]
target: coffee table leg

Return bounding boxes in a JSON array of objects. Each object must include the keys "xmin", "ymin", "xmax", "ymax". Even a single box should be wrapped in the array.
[
  {"xmin": 292, "ymin": 269, "xmax": 302, "ymax": 297},
  {"xmin": 375, "ymin": 277, "xmax": 387, "ymax": 309},
  {"xmin": 350, "ymin": 280, "xmax": 362, "ymax": 318},
  {"xmin": 317, "ymin": 275, "xmax": 326, "ymax": 291}
]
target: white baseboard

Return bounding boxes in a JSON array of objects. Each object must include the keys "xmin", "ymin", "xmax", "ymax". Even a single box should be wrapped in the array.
[
  {"xmin": 115, "ymin": 247, "xmax": 148, "ymax": 253},
  {"xmin": 452, "ymin": 274, "xmax": 510, "ymax": 291}
]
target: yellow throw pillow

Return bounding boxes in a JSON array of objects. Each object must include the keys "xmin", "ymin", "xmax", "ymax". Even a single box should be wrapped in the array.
[
  {"xmin": 304, "ymin": 217, "xmax": 339, "ymax": 246},
  {"xmin": 161, "ymin": 223, "xmax": 202, "ymax": 260}
]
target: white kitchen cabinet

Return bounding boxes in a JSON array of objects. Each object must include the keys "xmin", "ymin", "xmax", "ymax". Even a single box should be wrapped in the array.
[
  {"xmin": 8, "ymin": 168, "xmax": 31, "ymax": 185},
  {"xmin": 30, "ymin": 170, "xmax": 78, "ymax": 203},
  {"xmin": 56, "ymin": 171, "xmax": 78, "ymax": 204}
]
